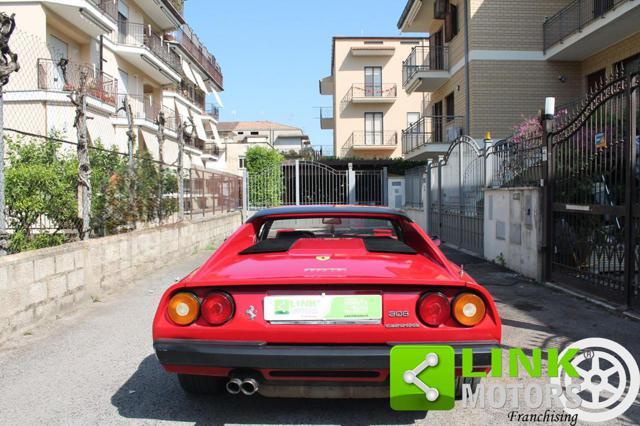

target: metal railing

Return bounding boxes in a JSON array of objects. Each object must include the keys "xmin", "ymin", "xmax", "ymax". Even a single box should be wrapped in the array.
[
  {"xmin": 543, "ymin": 0, "xmax": 628, "ymax": 51},
  {"xmin": 166, "ymin": 79, "xmax": 206, "ymax": 109},
  {"xmin": 172, "ymin": 24, "xmax": 223, "ymax": 89},
  {"xmin": 402, "ymin": 45, "xmax": 449, "ymax": 86},
  {"xmin": 37, "ymin": 58, "xmax": 118, "ymax": 106},
  {"xmin": 342, "ymin": 83, "xmax": 397, "ymax": 103},
  {"xmin": 402, "ymin": 115, "xmax": 465, "ymax": 154},
  {"xmin": 115, "ymin": 94, "xmax": 177, "ymax": 129},
  {"xmin": 206, "ymin": 103, "xmax": 219, "ymax": 120},
  {"xmin": 117, "ymin": 20, "xmax": 181, "ymax": 73},
  {"xmin": 343, "ymin": 131, "xmax": 397, "ymax": 152},
  {"xmin": 91, "ymin": 0, "xmax": 118, "ymax": 21},
  {"xmin": 163, "ymin": 0, "xmax": 184, "ymax": 16}
]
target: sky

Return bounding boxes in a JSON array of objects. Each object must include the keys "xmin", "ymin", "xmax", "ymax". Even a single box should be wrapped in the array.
[{"xmin": 185, "ymin": 0, "xmax": 415, "ymax": 156}]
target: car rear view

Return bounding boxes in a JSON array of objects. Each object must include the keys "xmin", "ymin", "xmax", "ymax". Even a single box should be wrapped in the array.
[{"xmin": 152, "ymin": 206, "xmax": 501, "ymax": 398}]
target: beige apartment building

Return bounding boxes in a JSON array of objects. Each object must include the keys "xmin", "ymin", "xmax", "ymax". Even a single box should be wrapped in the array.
[
  {"xmin": 319, "ymin": 37, "xmax": 434, "ymax": 159},
  {"xmin": 397, "ymin": 0, "xmax": 640, "ymax": 159},
  {"xmin": 1, "ymin": 0, "xmax": 227, "ymax": 172},
  {"xmin": 218, "ymin": 121, "xmax": 311, "ymax": 174}
]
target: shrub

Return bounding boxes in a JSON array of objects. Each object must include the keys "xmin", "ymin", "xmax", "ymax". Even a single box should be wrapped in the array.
[{"xmin": 245, "ymin": 146, "xmax": 283, "ymax": 208}]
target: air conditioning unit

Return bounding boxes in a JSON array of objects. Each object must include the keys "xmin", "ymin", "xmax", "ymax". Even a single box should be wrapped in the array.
[{"xmin": 447, "ymin": 126, "xmax": 463, "ymax": 142}]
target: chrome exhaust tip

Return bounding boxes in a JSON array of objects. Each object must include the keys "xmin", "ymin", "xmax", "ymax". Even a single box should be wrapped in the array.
[
  {"xmin": 240, "ymin": 378, "xmax": 259, "ymax": 396},
  {"xmin": 226, "ymin": 378, "xmax": 242, "ymax": 394}
]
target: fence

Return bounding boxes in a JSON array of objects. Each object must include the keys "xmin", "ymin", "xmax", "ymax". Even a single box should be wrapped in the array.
[{"xmin": 246, "ymin": 160, "xmax": 386, "ymax": 210}]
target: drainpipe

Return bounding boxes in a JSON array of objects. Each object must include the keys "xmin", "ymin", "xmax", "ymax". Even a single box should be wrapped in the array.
[
  {"xmin": 99, "ymin": 35, "xmax": 104, "ymax": 71},
  {"xmin": 463, "ymin": 0, "xmax": 471, "ymax": 135}
]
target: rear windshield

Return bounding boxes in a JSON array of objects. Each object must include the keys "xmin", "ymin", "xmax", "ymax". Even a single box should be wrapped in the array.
[{"xmin": 259, "ymin": 217, "xmax": 401, "ymax": 241}]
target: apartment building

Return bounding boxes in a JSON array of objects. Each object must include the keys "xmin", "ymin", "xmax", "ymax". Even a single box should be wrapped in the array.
[
  {"xmin": 397, "ymin": 0, "xmax": 640, "ymax": 159},
  {"xmin": 319, "ymin": 37, "xmax": 431, "ymax": 160},
  {"xmin": 1, "ymin": 0, "xmax": 226, "ymax": 172},
  {"xmin": 218, "ymin": 120, "xmax": 310, "ymax": 174}
]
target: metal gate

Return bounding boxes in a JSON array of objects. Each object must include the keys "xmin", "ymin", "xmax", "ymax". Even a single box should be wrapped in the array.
[
  {"xmin": 427, "ymin": 136, "xmax": 487, "ymax": 255},
  {"xmin": 246, "ymin": 160, "xmax": 386, "ymax": 210},
  {"xmin": 546, "ymin": 68, "xmax": 639, "ymax": 308}
]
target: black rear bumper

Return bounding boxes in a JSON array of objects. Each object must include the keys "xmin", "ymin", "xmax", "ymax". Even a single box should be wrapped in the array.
[{"xmin": 153, "ymin": 340, "xmax": 498, "ymax": 370}]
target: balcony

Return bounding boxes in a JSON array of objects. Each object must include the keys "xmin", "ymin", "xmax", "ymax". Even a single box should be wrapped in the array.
[
  {"xmin": 319, "ymin": 107, "xmax": 334, "ymax": 130},
  {"xmin": 342, "ymin": 83, "xmax": 397, "ymax": 104},
  {"xmin": 543, "ymin": 0, "xmax": 640, "ymax": 60},
  {"xmin": 342, "ymin": 131, "xmax": 397, "ymax": 154},
  {"xmin": 37, "ymin": 58, "xmax": 118, "ymax": 106},
  {"xmin": 115, "ymin": 94, "xmax": 177, "ymax": 131},
  {"xmin": 402, "ymin": 115, "xmax": 465, "ymax": 160},
  {"xmin": 114, "ymin": 21, "xmax": 181, "ymax": 84},
  {"xmin": 42, "ymin": 0, "xmax": 117, "ymax": 35},
  {"xmin": 166, "ymin": 80, "xmax": 206, "ymax": 110},
  {"xmin": 171, "ymin": 24, "xmax": 224, "ymax": 90},
  {"xmin": 402, "ymin": 45, "xmax": 450, "ymax": 93}
]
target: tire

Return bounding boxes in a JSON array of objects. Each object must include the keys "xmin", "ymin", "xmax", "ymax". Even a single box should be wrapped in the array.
[
  {"xmin": 455, "ymin": 377, "xmax": 480, "ymax": 400},
  {"xmin": 177, "ymin": 374, "xmax": 225, "ymax": 395}
]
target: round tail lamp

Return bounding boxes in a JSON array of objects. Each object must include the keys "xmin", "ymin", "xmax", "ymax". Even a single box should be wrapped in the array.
[
  {"xmin": 201, "ymin": 292, "xmax": 235, "ymax": 326},
  {"xmin": 417, "ymin": 292, "xmax": 450, "ymax": 327},
  {"xmin": 452, "ymin": 293, "xmax": 486, "ymax": 326},
  {"xmin": 167, "ymin": 292, "xmax": 200, "ymax": 326}
]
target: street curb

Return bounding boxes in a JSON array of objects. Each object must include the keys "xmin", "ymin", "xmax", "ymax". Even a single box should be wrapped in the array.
[{"xmin": 543, "ymin": 281, "xmax": 639, "ymax": 322}]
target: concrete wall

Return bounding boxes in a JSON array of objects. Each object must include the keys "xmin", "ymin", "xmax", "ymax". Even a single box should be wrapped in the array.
[
  {"xmin": 484, "ymin": 187, "xmax": 543, "ymax": 281},
  {"xmin": 0, "ymin": 212, "xmax": 242, "ymax": 343}
]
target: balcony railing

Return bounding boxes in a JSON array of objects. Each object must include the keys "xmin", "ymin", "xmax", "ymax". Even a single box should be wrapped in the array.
[
  {"xmin": 206, "ymin": 103, "xmax": 219, "ymax": 120},
  {"xmin": 91, "ymin": 0, "xmax": 118, "ymax": 21},
  {"xmin": 402, "ymin": 115, "xmax": 465, "ymax": 154},
  {"xmin": 117, "ymin": 21, "xmax": 181, "ymax": 73},
  {"xmin": 342, "ymin": 83, "xmax": 397, "ymax": 103},
  {"xmin": 37, "ymin": 58, "xmax": 118, "ymax": 106},
  {"xmin": 163, "ymin": 0, "xmax": 184, "ymax": 16},
  {"xmin": 116, "ymin": 94, "xmax": 177, "ymax": 131},
  {"xmin": 166, "ymin": 79, "xmax": 206, "ymax": 109},
  {"xmin": 402, "ymin": 45, "xmax": 449, "ymax": 86},
  {"xmin": 343, "ymin": 131, "xmax": 397, "ymax": 152},
  {"xmin": 543, "ymin": 0, "xmax": 628, "ymax": 51},
  {"xmin": 172, "ymin": 24, "xmax": 223, "ymax": 89}
]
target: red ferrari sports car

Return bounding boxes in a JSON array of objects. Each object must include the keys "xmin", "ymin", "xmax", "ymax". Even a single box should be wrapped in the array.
[{"xmin": 153, "ymin": 205, "xmax": 501, "ymax": 398}]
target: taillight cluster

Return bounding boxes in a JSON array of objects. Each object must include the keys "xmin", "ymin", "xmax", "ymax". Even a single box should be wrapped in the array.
[
  {"xmin": 417, "ymin": 291, "xmax": 486, "ymax": 327},
  {"xmin": 167, "ymin": 291, "xmax": 235, "ymax": 326}
]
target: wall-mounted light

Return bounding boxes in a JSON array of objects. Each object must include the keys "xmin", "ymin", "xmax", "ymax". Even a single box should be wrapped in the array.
[
  {"xmin": 544, "ymin": 97, "xmax": 556, "ymax": 119},
  {"xmin": 558, "ymin": 75, "xmax": 567, "ymax": 83}
]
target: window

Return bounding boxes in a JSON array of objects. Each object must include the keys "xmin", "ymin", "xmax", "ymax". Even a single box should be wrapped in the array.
[
  {"xmin": 237, "ymin": 131, "xmax": 244, "ymax": 135},
  {"xmin": 431, "ymin": 29, "xmax": 445, "ymax": 70},
  {"xmin": 445, "ymin": 92, "xmax": 455, "ymax": 121},
  {"xmin": 364, "ymin": 112, "xmax": 383, "ymax": 145},
  {"xmin": 118, "ymin": 0, "xmax": 129, "ymax": 37},
  {"xmin": 239, "ymin": 156, "xmax": 246, "ymax": 169},
  {"xmin": 251, "ymin": 131, "xmax": 259, "ymax": 135},
  {"xmin": 614, "ymin": 53, "xmax": 640, "ymax": 74},
  {"xmin": 445, "ymin": 3, "xmax": 459, "ymax": 42},
  {"xmin": 261, "ymin": 217, "xmax": 400, "ymax": 240},
  {"xmin": 433, "ymin": 101, "xmax": 443, "ymax": 142},
  {"xmin": 593, "ymin": 0, "xmax": 614, "ymax": 18},
  {"xmin": 118, "ymin": 68, "xmax": 129, "ymax": 94},
  {"xmin": 364, "ymin": 67, "xmax": 382, "ymax": 97},
  {"xmin": 407, "ymin": 112, "xmax": 420, "ymax": 127},
  {"xmin": 586, "ymin": 68, "xmax": 606, "ymax": 92}
]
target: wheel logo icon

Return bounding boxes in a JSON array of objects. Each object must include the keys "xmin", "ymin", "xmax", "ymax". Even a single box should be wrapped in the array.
[{"xmin": 550, "ymin": 338, "xmax": 640, "ymax": 422}]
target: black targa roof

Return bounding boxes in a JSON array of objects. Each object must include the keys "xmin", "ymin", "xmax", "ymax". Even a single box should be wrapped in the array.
[{"xmin": 246, "ymin": 205, "xmax": 411, "ymax": 223}]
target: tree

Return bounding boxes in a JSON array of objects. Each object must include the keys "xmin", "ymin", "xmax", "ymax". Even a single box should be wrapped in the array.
[{"xmin": 245, "ymin": 146, "xmax": 283, "ymax": 208}]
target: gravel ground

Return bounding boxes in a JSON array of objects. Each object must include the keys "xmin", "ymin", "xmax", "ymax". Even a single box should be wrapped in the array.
[{"xmin": 0, "ymin": 247, "xmax": 639, "ymax": 426}]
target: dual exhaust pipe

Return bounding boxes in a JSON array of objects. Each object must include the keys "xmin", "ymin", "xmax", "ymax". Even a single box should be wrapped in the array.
[{"xmin": 226, "ymin": 377, "xmax": 259, "ymax": 395}]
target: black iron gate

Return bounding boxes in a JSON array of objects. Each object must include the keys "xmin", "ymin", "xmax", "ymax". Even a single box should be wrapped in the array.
[{"xmin": 547, "ymin": 69, "xmax": 639, "ymax": 308}]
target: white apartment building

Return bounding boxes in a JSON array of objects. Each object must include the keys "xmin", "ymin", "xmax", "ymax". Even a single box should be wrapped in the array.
[
  {"xmin": 218, "ymin": 121, "xmax": 310, "ymax": 174},
  {"xmin": 1, "ymin": 0, "xmax": 227, "ymax": 173}
]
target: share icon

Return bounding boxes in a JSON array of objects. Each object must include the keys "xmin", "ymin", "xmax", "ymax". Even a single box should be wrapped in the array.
[{"xmin": 402, "ymin": 352, "xmax": 440, "ymax": 401}]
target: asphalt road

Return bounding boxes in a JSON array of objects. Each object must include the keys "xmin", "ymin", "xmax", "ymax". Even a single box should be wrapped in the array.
[{"xmin": 0, "ymin": 247, "xmax": 639, "ymax": 425}]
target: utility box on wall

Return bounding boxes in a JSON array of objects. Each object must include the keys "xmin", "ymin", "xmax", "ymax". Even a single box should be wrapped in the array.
[{"xmin": 484, "ymin": 187, "xmax": 543, "ymax": 281}]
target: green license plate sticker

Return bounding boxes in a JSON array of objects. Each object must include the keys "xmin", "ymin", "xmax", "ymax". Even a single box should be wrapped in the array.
[{"xmin": 264, "ymin": 295, "xmax": 381, "ymax": 323}]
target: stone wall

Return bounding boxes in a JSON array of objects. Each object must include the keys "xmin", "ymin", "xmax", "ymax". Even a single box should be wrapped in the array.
[{"xmin": 0, "ymin": 212, "xmax": 242, "ymax": 343}]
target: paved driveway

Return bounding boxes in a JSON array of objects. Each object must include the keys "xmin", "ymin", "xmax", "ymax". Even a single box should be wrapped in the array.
[{"xmin": 0, "ymin": 247, "xmax": 638, "ymax": 425}]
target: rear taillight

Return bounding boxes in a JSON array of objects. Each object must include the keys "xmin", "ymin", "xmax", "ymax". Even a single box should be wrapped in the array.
[
  {"xmin": 417, "ymin": 292, "xmax": 450, "ymax": 327},
  {"xmin": 452, "ymin": 293, "xmax": 486, "ymax": 326},
  {"xmin": 167, "ymin": 292, "xmax": 200, "ymax": 326},
  {"xmin": 201, "ymin": 292, "xmax": 235, "ymax": 326}
]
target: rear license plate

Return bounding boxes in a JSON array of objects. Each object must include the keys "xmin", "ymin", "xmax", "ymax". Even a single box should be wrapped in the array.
[{"xmin": 263, "ymin": 294, "xmax": 382, "ymax": 324}]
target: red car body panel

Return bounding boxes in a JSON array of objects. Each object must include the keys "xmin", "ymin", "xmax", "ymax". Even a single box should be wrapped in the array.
[{"xmin": 152, "ymin": 206, "xmax": 502, "ymax": 389}]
